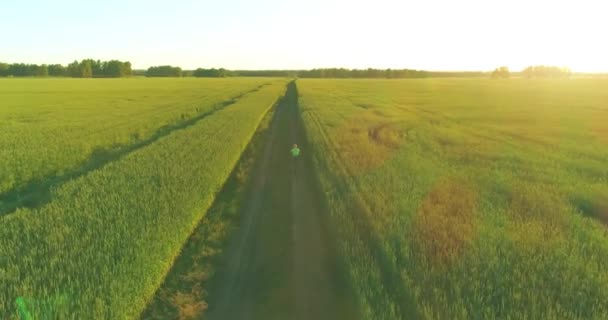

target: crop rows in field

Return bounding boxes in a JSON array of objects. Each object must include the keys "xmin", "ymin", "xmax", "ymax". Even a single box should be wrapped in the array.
[
  {"xmin": 0, "ymin": 81, "xmax": 270, "ymax": 216},
  {"xmin": 0, "ymin": 80, "xmax": 287, "ymax": 318},
  {"xmin": 0, "ymin": 78, "xmax": 271, "ymax": 197},
  {"xmin": 141, "ymin": 93, "xmax": 277, "ymax": 319},
  {"xmin": 297, "ymin": 78, "xmax": 608, "ymax": 319}
]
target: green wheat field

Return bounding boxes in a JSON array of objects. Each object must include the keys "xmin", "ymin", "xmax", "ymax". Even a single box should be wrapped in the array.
[
  {"xmin": 297, "ymin": 78, "xmax": 608, "ymax": 319},
  {"xmin": 1, "ymin": 77, "xmax": 607, "ymax": 319}
]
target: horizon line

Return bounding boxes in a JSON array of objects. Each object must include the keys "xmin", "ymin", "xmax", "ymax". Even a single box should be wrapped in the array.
[{"xmin": 3, "ymin": 59, "xmax": 608, "ymax": 74}]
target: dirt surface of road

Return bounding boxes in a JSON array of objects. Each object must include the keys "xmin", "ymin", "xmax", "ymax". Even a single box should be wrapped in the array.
[{"xmin": 206, "ymin": 82, "xmax": 357, "ymax": 320}]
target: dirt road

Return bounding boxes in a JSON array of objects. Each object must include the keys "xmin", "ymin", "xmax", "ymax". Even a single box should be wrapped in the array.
[{"xmin": 206, "ymin": 82, "xmax": 356, "ymax": 320}]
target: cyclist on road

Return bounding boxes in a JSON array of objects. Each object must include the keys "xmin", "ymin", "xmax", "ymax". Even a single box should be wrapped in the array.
[
  {"xmin": 291, "ymin": 144, "xmax": 301, "ymax": 158},
  {"xmin": 290, "ymin": 144, "xmax": 300, "ymax": 174}
]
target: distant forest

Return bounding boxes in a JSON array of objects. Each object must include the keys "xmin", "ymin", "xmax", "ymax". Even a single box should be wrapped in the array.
[
  {"xmin": 0, "ymin": 59, "xmax": 132, "ymax": 78},
  {"xmin": 0, "ymin": 59, "xmax": 597, "ymax": 79},
  {"xmin": 122, "ymin": 66, "xmax": 488, "ymax": 78}
]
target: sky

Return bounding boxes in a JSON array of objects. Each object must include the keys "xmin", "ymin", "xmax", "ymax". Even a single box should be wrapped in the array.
[{"xmin": 2, "ymin": 0, "xmax": 607, "ymax": 72}]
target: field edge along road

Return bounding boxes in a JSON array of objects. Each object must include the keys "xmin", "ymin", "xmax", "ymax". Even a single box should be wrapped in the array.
[
  {"xmin": 0, "ymin": 80, "xmax": 288, "ymax": 319},
  {"xmin": 141, "ymin": 82, "xmax": 281, "ymax": 319}
]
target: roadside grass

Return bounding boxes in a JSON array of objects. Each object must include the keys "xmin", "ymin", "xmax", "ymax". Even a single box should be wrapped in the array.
[{"xmin": 141, "ymin": 95, "xmax": 277, "ymax": 320}]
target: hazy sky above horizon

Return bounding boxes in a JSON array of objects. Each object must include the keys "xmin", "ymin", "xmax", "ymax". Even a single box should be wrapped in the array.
[{"xmin": 2, "ymin": 0, "xmax": 607, "ymax": 72}]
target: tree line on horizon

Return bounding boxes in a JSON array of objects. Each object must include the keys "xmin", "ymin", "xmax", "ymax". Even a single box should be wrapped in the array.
[
  {"xmin": 144, "ymin": 66, "xmax": 472, "ymax": 78},
  {"xmin": 521, "ymin": 65, "xmax": 572, "ymax": 78},
  {"xmin": 297, "ymin": 68, "xmax": 429, "ymax": 78},
  {"xmin": 0, "ymin": 59, "xmax": 132, "ymax": 78},
  {"xmin": 142, "ymin": 67, "xmax": 288, "ymax": 77},
  {"xmin": 0, "ymin": 59, "xmax": 578, "ymax": 79},
  {"xmin": 491, "ymin": 65, "xmax": 572, "ymax": 79},
  {"xmin": 67, "ymin": 59, "xmax": 132, "ymax": 78}
]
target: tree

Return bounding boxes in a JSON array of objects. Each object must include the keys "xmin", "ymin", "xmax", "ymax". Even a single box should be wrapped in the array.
[
  {"xmin": 121, "ymin": 61, "xmax": 132, "ymax": 77},
  {"xmin": 66, "ymin": 60, "xmax": 94, "ymax": 78},
  {"xmin": 104, "ymin": 60, "xmax": 125, "ymax": 77},
  {"xmin": 193, "ymin": 68, "xmax": 227, "ymax": 77},
  {"xmin": 522, "ymin": 65, "xmax": 571, "ymax": 78},
  {"xmin": 0, "ymin": 63, "xmax": 8, "ymax": 77},
  {"xmin": 48, "ymin": 64, "xmax": 66, "ymax": 77},
  {"xmin": 68, "ymin": 61, "xmax": 81, "ymax": 77},
  {"xmin": 79, "ymin": 59, "xmax": 103, "ymax": 77},
  {"xmin": 67, "ymin": 60, "xmax": 92, "ymax": 78},
  {"xmin": 296, "ymin": 68, "xmax": 429, "ymax": 79},
  {"xmin": 146, "ymin": 65, "xmax": 182, "ymax": 77},
  {"xmin": 8, "ymin": 63, "xmax": 45, "ymax": 77},
  {"xmin": 491, "ymin": 66, "xmax": 510, "ymax": 79},
  {"xmin": 34, "ymin": 64, "xmax": 49, "ymax": 77},
  {"xmin": 193, "ymin": 68, "xmax": 210, "ymax": 77},
  {"xmin": 0, "ymin": 59, "xmax": 132, "ymax": 78},
  {"xmin": 79, "ymin": 60, "xmax": 93, "ymax": 78}
]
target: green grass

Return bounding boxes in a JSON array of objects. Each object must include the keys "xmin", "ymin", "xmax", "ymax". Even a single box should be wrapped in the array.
[
  {"xmin": 0, "ymin": 78, "xmax": 272, "ymax": 196},
  {"xmin": 0, "ymin": 79, "xmax": 287, "ymax": 318},
  {"xmin": 3, "ymin": 77, "xmax": 607, "ymax": 319},
  {"xmin": 297, "ymin": 78, "xmax": 608, "ymax": 319}
]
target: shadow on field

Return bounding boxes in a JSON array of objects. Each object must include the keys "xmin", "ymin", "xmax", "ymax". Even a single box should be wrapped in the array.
[{"xmin": 0, "ymin": 84, "xmax": 267, "ymax": 217}]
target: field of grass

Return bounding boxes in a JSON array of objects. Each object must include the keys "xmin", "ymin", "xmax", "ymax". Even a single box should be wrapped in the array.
[
  {"xmin": 2, "ymin": 77, "xmax": 607, "ymax": 319},
  {"xmin": 141, "ymin": 91, "xmax": 277, "ymax": 319},
  {"xmin": 0, "ymin": 79, "xmax": 287, "ymax": 318},
  {"xmin": 297, "ymin": 78, "xmax": 608, "ymax": 319},
  {"xmin": 0, "ymin": 78, "xmax": 270, "ymax": 206}
]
